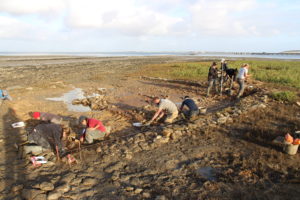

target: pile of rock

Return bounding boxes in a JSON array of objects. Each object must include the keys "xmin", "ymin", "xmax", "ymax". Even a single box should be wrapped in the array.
[{"xmin": 72, "ymin": 95, "xmax": 109, "ymax": 110}]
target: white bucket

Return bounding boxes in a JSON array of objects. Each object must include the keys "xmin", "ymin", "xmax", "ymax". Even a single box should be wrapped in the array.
[{"xmin": 283, "ymin": 144, "xmax": 299, "ymax": 155}]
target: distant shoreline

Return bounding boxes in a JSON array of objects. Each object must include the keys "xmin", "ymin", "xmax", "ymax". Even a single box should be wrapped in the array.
[{"xmin": 1, "ymin": 51, "xmax": 300, "ymax": 60}]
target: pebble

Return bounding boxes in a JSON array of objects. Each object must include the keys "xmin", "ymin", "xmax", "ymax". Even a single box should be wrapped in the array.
[{"xmin": 125, "ymin": 186, "xmax": 134, "ymax": 191}]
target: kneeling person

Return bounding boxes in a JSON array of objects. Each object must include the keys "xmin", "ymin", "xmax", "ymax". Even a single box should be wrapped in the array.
[
  {"xmin": 179, "ymin": 96, "xmax": 199, "ymax": 120},
  {"xmin": 147, "ymin": 97, "xmax": 178, "ymax": 125},
  {"xmin": 79, "ymin": 116, "xmax": 111, "ymax": 144}
]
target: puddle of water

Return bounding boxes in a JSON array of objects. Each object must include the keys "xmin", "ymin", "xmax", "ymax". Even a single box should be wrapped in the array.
[
  {"xmin": 197, "ymin": 166, "xmax": 217, "ymax": 181},
  {"xmin": 46, "ymin": 88, "xmax": 91, "ymax": 112}
]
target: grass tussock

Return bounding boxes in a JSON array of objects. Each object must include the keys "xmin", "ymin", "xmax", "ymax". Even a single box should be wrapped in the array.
[
  {"xmin": 270, "ymin": 91, "xmax": 297, "ymax": 103},
  {"xmin": 138, "ymin": 60, "xmax": 300, "ymax": 88}
]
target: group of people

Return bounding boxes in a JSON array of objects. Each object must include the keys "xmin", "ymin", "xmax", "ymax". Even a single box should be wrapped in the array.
[
  {"xmin": 146, "ymin": 96, "xmax": 200, "ymax": 125},
  {"xmin": 2, "ymin": 59, "xmax": 250, "ymax": 158},
  {"xmin": 207, "ymin": 59, "xmax": 250, "ymax": 98}
]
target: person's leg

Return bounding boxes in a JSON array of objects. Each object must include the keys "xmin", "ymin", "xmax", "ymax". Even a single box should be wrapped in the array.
[
  {"xmin": 237, "ymin": 79, "xmax": 245, "ymax": 98},
  {"xmin": 190, "ymin": 110, "xmax": 199, "ymax": 120},
  {"xmin": 183, "ymin": 110, "xmax": 190, "ymax": 119},
  {"xmin": 86, "ymin": 129, "xmax": 106, "ymax": 143},
  {"xmin": 105, "ymin": 126, "xmax": 112, "ymax": 137},
  {"xmin": 165, "ymin": 111, "xmax": 178, "ymax": 123},
  {"xmin": 213, "ymin": 79, "xmax": 219, "ymax": 94},
  {"xmin": 207, "ymin": 80, "xmax": 213, "ymax": 96},
  {"xmin": 229, "ymin": 77, "xmax": 234, "ymax": 96},
  {"xmin": 23, "ymin": 145, "xmax": 44, "ymax": 155}
]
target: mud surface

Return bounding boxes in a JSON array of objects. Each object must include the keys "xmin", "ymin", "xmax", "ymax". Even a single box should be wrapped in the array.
[{"xmin": 0, "ymin": 56, "xmax": 299, "ymax": 199}]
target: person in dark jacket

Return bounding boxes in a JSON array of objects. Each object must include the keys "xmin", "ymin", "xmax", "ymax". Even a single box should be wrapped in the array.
[
  {"xmin": 179, "ymin": 96, "xmax": 199, "ymax": 120},
  {"xmin": 206, "ymin": 62, "xmax": 219, "ymax": 97},
  {"xmin": 25, "ymin": 123, "xmax": 67, "ymax": 157}
]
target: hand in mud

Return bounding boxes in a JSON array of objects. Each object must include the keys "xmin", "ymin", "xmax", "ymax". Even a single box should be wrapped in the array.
[{"xmin": 144, "ymin": 120, "xmax": 153, "ymax": 126}]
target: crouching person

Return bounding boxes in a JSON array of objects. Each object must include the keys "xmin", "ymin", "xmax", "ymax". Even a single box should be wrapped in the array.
[
  {"xmin": 24, "ymin": 123, "xmax": 67, "ymax": 158},
  {"xmin": 179, "ymin": 96, "xmax": 199, "ymax": 120},
  {"xmin": 78, "ymin": 116, "xmax": 111, "ymax": 144}
]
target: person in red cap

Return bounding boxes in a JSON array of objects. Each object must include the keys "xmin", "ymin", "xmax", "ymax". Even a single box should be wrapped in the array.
[{"xmin": 31, "ymin": 112, "xmax": 63, "ymax": 124}]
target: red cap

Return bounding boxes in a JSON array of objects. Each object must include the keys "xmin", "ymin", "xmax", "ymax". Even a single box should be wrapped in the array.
[{"xmin": 33, "ymin": 112, "xmax": 40, "ymax": 119}]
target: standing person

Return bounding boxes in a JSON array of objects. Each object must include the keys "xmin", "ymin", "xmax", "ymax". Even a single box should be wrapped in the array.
[
  {"xmin": 236, "ymin": 63, "xmax": 250, "ymax": 98},
  {"xmin": 206, "ymin": 62, "xmax": 219, "ymax": 97},
  {"xmin": 146, "ymin": 97, "xmax": 178, "ymax": 125},
  {"xmin": 179, "ymin": 96, "xmax": 199, "ymax": 120},
  {"xmin": 31, "ymin": 112, "xmax": 63, "ymax": 124},
  {"xmin": 78, "ymin": 116, "xmax": 111, "ymax": 144}
]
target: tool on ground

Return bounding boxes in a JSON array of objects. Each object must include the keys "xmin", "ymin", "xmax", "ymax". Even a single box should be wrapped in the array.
[{"xmin": 31, "ymin": 156, "xmax": 47, "ymax": 167}]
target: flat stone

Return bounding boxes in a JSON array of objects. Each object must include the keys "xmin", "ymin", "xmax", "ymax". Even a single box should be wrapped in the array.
[
  {"xmin": 134, "ymin": 188, "xmax": 143, "ymax": 194},
  {"xmin": 47, "ymin": 191, "xmax": 62, "ymax": 200},
  {"xmin": 39, "ymin": 182, "xmax": 54, "ymax": 191},
  {"xmin": 82, "ymin": 178, "xmax": 97, "ymax": 186},
  {"xmin": 21, "ymin": 189, "xmax": 44, "ymax": 200},
  {"xmin": 143, "ymin": 192, "xmax": 151, "ymax": 198},
  {"xmin": 11, "ymin": 184, "xmax": 24, "ymax": 192},
  {"xmin": 155, "ymin": 195, "xmax": 168, "ymax": 200},
  {"xmin": 55, "ymin": 184, "xmax": 70, "ymax": 193},
  {"xmin": 33, "ymin": 193, "xmax": 47, "ymax": 200},
  {"xmin": 162, "ymin": 129, "xmax": 172, "ymax": 137},
  {"xmin": 217, "ymin": 117, "xmax": 227, "ymax": 124}
]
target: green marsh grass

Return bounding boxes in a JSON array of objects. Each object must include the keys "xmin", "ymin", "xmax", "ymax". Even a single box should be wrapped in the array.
[
  {"xmin": 270, "ymin": 91, "xmax": 297, "ymax": 103},
  {"xmin": 140, "ymin": 60, "xmax": 300, "ymax": 88}
]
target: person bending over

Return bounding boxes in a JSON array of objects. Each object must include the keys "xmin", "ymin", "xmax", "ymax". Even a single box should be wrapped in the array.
[
  {"xmin": 179, "ymin": 96, "xmax": 199, "ymax": 120},
  {"xmin": 146, "ymin": 97, "xmax": 178, "ymax": 125}
]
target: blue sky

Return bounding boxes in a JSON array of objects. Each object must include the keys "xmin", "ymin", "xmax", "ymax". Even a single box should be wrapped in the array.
[{"xmin": 0, "ymin": 0, "xmax": 299, "ymax": 52}]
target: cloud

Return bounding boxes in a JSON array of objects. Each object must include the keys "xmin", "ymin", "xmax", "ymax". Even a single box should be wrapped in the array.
[
  {"xmin": 65, "ymin": 0, "xmax": 184, "ymax": 36},
  {"xmin": 189, "ymin": 0, "xmax": 261, "ymax": 36},
  {"xmin": 0, "ymin": 16, "xmax": 32, "ymax": 39},
  {"xmin": 0, "ymin": 0, "xmax": 65, "ymax": 15}
]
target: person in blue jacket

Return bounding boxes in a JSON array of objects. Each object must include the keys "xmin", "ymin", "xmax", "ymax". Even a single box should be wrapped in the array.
[
  {"xmin": 179, "ymin": 96, "xmax": 199, "ymax": 120},
  {"xmin": 0, "ymin": 89, "xmax": 12, "ymax": 101}
]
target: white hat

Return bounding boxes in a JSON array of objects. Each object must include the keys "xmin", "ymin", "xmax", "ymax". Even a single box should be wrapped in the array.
[{"xmin": 221, "ymin": 58, "xmax": 225, "ymax": 63}]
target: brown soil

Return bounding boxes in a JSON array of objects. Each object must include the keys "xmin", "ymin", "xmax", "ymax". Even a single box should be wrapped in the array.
[{"xmin": 0, "ymin": 56, "xmax": 299, "ymax": 200}]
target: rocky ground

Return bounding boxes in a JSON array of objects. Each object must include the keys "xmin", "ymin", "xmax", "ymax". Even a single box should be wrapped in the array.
[{"xmin": 0, "ymin": 56, "xmax": 299, "ymax": 200}]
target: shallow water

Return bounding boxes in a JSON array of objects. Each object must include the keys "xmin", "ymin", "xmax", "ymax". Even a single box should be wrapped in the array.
[
  {"xmin": 46, "ymin": 88, "xmax": 91, "ymax": 112},
  {"xmin": 197, "ymin": 166, "xmax": 218, "ymax": 181}
]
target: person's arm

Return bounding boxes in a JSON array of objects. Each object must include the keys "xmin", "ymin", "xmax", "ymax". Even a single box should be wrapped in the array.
[
  {"xmin": 88, "ymin": 124, "xmax": 100, "ymax": 131},
  {"xmin": 151, "ymin": 109, "xmax": 163, "ymax": 121},
  {"xmin": 179, "ymin": 101, "xmax": 185, "ymax": 112}
]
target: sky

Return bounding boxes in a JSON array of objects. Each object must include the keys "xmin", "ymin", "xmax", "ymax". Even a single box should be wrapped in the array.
[{"xmin": 0, "ymin": 0, "xmax": 299, "ymax": 52}]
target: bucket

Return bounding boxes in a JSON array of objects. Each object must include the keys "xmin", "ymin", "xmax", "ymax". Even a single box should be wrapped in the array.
[{"xmin": 283, "ymin": 143, "xmax": 299, "ymax": 155}]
